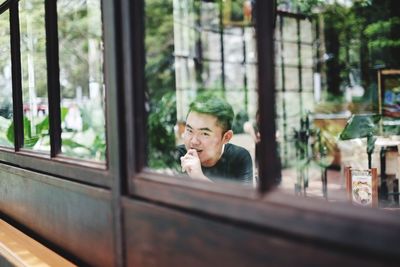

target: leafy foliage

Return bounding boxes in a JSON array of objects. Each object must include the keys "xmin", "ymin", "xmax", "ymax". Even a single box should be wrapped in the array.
[
  {"xmin": 232, "ymin": 109, "xmax": 249, "ymax": 134},
  {"xmin": 299, "ymin": 0, "xmax": 399, "ymax": 112},
  {"xmin": 145, "ymin": 0, "xmax": 179, "ymax": 170},
  {"xmin": 147, "ymin": 91, "xmax": 179, "ymax": 169},
  {"xmin": 0, "ymin": 117, "xmax": 12, "ymax": 147},
  {"xmin": 145, "ymin": 0, "xmax": 175, "ymax": 102},
  {"xmin": 364, "ymin": 17, "xmax": 400, "ymax": 37},
  {"xmin": 5, "ymin": 106, "xmax": 105, "ymax": 160},
  {"xmin": 364, "ymin": 17, "xmax": 400, "ymax": 49}
]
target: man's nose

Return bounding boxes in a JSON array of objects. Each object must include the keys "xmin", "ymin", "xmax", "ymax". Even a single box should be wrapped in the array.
[{"xmin": 190, "ymin": 134, "xmax": 201, "ymax": 145}]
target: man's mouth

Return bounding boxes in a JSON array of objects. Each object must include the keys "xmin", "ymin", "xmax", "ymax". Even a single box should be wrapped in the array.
[{"xmin": 191, "ymin": 148, "xmax": 203, "ymax": 153}]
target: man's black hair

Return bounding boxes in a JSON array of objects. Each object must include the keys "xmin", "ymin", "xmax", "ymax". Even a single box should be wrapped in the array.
[{"xmin": 187, "ymin": 97, "xmax": 234, "ymax": 133}]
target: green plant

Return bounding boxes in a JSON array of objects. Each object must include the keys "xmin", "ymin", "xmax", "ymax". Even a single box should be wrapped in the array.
[
  {"xmin": 5, "ymin": 106, "xmax": 106, "ymax": 161},
  {"xmin": 339, "ymin": 114, "xmax": 381, "ymax": 167},
  {"xmin": 0, "ymin": 116, "xmax": 12, "ymax": 146},
  {"xmin": 364, "ymin": 17, "xmax": 400, "ymax": 49},
  {"xmin": 232, "ymin": 109, "xmax": 249, "ymax": 134},
  {"xmin": 339, "ymin": 114, "xmax": 381, "ymax": 141},
  {"xmin": 147, "ymin": 91, "xmax": 179, "ymax": 170}
]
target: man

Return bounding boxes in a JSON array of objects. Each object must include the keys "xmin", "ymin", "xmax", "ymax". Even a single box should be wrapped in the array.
[{"xmin": 177, "ymin": 97, "xmax": 253, "ymax": 185}]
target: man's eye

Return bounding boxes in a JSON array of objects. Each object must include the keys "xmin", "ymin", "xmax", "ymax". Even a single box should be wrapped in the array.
[
  {"xmin": 186, "ymin": 128, "xmax": 193, "ymax": 133},
  {"xmin": 201, "ymin": 132, "xmax": 210, "ymax": 136}
]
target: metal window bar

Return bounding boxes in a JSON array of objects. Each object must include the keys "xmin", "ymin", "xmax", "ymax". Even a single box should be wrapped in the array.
[
  {"xmin": 296, "ymin": 16, "xmax": 303, "ymax": 110},
  {"xmin": 194, "ymin": 2, "xmax": 203, "ymax": 85},
  {"xmin": 242, "ymin": 27, "xmax": 248, "ymax": 111},
  {"xmin": 278, "ymin": 14, "xmax": 288, "ymax": 167},
  {"xmin": 218, "ymin": 1, "xmax": 225, "ymax": 94},
  {"xmin": 9, "ymin": 0, "xmax": 24, "ymax": 151},
  {"xmin": 44, "ymin": 0, "xmax": 61, "ymax": 157}
]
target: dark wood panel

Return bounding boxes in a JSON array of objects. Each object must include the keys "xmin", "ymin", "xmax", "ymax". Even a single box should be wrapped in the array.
[
  {"xmin": 123, "ymin": 198, "xmax": 396, "ymax": 267},
  {"xmin": 0, "ymin": 164, "xmax": 114, "ymax": 267},
  {"xmin": 131, "ymin": 176, "xmax": 400, "ymax": 260}
]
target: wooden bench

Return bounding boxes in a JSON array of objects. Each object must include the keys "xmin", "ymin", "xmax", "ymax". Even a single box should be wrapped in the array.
[{"xmin": 0, "ymin": 219, "xmax": 75, "ymax": 267}]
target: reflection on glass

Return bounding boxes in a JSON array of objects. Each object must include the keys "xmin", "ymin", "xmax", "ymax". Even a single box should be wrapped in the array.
[
  {"xmin": 276, "ymin": 0, "xmax": 400, "ymax": 211},
  {"xmin": 58, "ymin": 0, "xmax": 106, "ymax": 161},
  {"xmin": 145, "ymin": 0, "xmax": 258, "ymax": 186},
  {"xmin": 0, "ymin": 10, "xmax": 13, "ymax": 147},
  {"xmin": 19, "ymin": 0, "xmax": 49, "ymax": 151}
]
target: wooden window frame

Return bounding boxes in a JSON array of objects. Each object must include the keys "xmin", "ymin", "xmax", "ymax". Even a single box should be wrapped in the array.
[
  {"xmin": 125, "ymin": 0, "xmax": 283, "ymax": 206},
  {"xmin": 0, "ymin": 0, "xmax": 400, "ymax": 264},
  {"xmin": 119, "ymin": 1, "xmax": 400, "ymax": 258},
  {"xmin": 0, "ymin": 0, "xmax": 121, "ymax": 188}
]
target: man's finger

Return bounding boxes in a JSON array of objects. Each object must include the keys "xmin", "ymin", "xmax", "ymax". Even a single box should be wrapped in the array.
[
  {"xmin": 187, "ymin": 149, "xmax": 198, "ymax": 157},
  {"xmin": 181, "ymin": 162, "xmax": 191, "ymax": 173}
]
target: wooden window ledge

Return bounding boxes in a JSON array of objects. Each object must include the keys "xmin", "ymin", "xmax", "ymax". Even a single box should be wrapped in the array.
[{"xmin": 0, "ymin": 219, "xmax": 75, "ymax": 267}]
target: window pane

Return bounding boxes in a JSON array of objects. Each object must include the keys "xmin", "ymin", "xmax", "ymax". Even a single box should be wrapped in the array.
[
  {"xmin": 58, "ymin": 0, "xmax": 106, "ymax": 161},
  {"xmin": 300, "ymin": 44, "xmax": 313, "ymax": 68},
  {"xmin": 302, "ymin": 67, "xmax": 313, "ymax": 91},
  {"xmin": 145, "ymin": 0, "xmax": 258, "ymax": 187},
  {"xmin": 282, "ymin": 17, "xmax": 297, "ymax": 42},
  {"xmin": 276, "ymin": 1, "xmax": 400, "ymax": 211},
  {"xmin": 0, "ymin": 10, "xmax": 13, "ymax": 147},
  {"xmin": 282, "ymin": 42, "xmax": 299, "ymax": 66},
  {"xmin": 282, "ymin": 67, "xmax": 299, "ymax": 91},
  {"xmin": 19, "ymin": 0, "xmax": 49, "ymax": 151},
  {"xmin": 300, "ymin": 19, "xmax": 313, "ymax": 43}
]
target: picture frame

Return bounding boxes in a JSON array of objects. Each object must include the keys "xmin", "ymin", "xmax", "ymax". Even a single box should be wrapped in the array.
[
  {"xmin": 377, "ymin": 69, "xmax": 400, "ymax": 118},
  {"xmin": 345, "ymin": 167, "xmax": 378, "ymax": 208}
]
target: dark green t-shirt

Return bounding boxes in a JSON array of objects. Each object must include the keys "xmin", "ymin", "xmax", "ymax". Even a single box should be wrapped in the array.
[{"xmin": 177, "ymin": 143, "xmax": 253, "ymax": 185}]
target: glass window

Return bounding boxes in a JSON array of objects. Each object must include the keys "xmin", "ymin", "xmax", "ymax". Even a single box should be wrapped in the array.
[
  {"xmin": 0, "ymin": 10, "xmax": 13, "ymax": 147},
  {"xmin": 19, "ymin": 0, "xmax": 49, "ymax": 151},
  {"xmin": 57, "ymin": 0, "xmax": 106, "ymax": 161},
  {"xmin": 145, "ymin": 0, "xmax": 258, "ymax": 187},
  {"xmin": 276, "ymin": 0, "xmax": 400, "ymax": 211}
]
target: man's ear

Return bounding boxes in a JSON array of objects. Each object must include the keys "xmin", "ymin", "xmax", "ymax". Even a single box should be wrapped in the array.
[{"xmin": 222, "ymin": 130, "xmax": 233, "ymax": 144}]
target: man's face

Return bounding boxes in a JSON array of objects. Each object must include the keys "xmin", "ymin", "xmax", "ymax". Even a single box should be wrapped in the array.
[{"xmin": 183, "ymin": 111, "xmax": 232, "ymax": 167}]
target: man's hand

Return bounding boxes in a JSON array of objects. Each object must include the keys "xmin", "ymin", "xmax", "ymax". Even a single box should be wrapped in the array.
[{"xmin": 180, "ymin": 149, "xmax": 211, "ymax": 181}]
